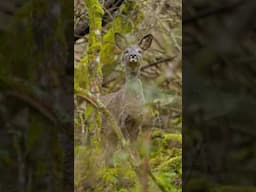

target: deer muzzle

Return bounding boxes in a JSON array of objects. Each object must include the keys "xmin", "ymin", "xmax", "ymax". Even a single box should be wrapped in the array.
[{"xmin": 129, "ymin": 55, "xmax": 138, "ymax": 63}]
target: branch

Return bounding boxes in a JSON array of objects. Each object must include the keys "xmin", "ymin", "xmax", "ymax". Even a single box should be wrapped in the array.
[
  {"xmin": 148, "ymin": 170, "xmax": 169, "ymax": 192},
  {"xmin": 75, "ymin": 89, "xmax": 126, "ymax": 145},
  {"xmin": 0, "ymin": 75, "xmax": 59, "ymax": 126},
  {"xmin": 5, "ymin": 90, "xmax": 58, "ymax": 125},
  {"xmin": 141, "ymin": 56, "xmax": 176, "ymax": 70}
]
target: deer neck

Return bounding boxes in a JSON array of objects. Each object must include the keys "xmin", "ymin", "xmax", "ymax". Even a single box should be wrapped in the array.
[
  {"xmin": 121, "ymin": 71, "xmax": 145, "ymax": 119},
  {"xmin": 125, "ymin": 67, "xmax": 141, "ymax": 87},
  {"xmin": 126, "ymin": 71, "xmax": 139, "ymax": 81},
  {"xmin": 124, "ymin": 71, "xmax": 144, "ymax": 100}
]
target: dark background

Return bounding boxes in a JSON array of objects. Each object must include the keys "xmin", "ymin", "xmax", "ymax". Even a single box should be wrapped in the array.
[
  {"xmin": 183, "ymin": 0, "xmax": 256, "ymax": 191},
  {"xmin": 0, "ymin": 1, "xmax": 73, "ymax": 191}
]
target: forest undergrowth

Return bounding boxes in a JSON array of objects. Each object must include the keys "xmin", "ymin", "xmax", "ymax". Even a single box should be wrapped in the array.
[{"xmin": 74, "ymin": 0, "xmax": 182, "ymax": 191}]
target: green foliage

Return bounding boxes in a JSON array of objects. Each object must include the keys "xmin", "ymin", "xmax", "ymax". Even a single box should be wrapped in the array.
[{"xmin": 150, "ymin": 130, "xmax": 182, "ymax": 191}]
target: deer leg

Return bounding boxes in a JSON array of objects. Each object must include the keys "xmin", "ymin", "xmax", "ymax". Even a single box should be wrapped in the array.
[
  {"xmin": 102, "ymin": 132, "xmax": 118, "ymax": 166},
  {"xmin": 123, "ymin": 116, "xmax": 141, "ymax": 142}
]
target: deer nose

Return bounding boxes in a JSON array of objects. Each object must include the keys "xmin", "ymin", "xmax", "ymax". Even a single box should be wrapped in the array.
[{"xmin": 130, "ymin": 55, "xmax": 137, "ymax": 58}]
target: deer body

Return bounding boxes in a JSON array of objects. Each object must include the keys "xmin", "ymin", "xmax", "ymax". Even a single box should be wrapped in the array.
[
  {"xmin": 100, "ymin": 33, "xmax": 153, "ymax": 163},
  {"xmin": 101, "ymin": 74, "xmax": 145, "ymax": 140}
]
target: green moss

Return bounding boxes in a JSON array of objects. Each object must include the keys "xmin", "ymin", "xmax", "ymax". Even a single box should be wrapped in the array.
[
  {"xmin": 149, "ymin": 129, "xmax": 182, "ymax": 191},
  {"xmin": 83, "ymin": 0, "xmax": 104, "ymax": 90},
  {"xmin": 96, "ymin": 166, "xmax": 136, "ymax": 191},
  {"xmin": 151, "ymin": 130, "xmax": 182, "ymax": 157},
  {"xmin": 164, "ymin": 133, "xmax": 182, "ymax": 148}
]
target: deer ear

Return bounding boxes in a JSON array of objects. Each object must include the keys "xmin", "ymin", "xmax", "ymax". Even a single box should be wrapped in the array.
[
  {"xmin": 138, "ymin": 34, "xmax": 153, "ymax": 51},
  {"xmin": 114, "ymin": 33, "xmax": 127, "ymax": 50}
]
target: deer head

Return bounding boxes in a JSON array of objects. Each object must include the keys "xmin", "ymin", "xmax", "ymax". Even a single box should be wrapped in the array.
[{"xmin": 114, "ymin": 33, "xmax": 153, "ymax": 77}]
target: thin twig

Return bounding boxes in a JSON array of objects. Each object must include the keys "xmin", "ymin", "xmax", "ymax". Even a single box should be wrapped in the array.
[{"xmin": 141, "ymin": 56, "xmax": 176, "ymax": 70}]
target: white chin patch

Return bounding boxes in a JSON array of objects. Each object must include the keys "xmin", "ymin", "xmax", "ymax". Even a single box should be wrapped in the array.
[{"xmin": 129, "ymin": 58, "xmax": 138, "ymax": 62}]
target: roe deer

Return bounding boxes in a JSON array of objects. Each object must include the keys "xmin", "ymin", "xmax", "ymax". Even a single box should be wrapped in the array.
[{"xmin": 100, "ymin": 33, "xmax": 153, "ymax": 163}]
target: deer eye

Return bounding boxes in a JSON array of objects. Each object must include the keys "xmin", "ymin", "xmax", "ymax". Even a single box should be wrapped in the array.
[
  {"xmin": 138, "ymin": 50, "xmax": 142, "ymax": 54},
  {"xmin": 124, "ymin": 50, "xmax": 129, "ymax": 54}
]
